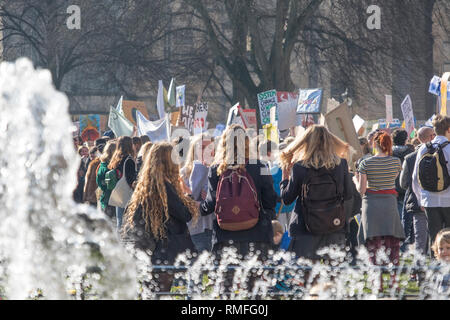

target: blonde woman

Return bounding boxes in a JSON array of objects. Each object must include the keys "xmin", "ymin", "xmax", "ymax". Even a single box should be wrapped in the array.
[
  {"xmin": 180, "ymin": 133, "xmax": 215, "ymax": 252},
  {"xmin": 96, "ymin": 140, "xmax": 117, "ymax": 219},
  {"xmin": 280, "ymin": 125, "xmax": 353, "ymax": 261},
  {"xmin": 200, "ymin": 124, "xmax": 278, "ymax": 259},
  {"xmin": 121, "ymin": 142, "xmax": 199, "ymax": 292}
]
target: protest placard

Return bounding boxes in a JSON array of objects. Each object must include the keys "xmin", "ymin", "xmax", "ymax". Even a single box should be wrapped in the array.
[
  {"xmin": 401, "ymin": 95, "xmax": 415, "ymax": 135},
  {"xmin": 241, "ymin": 109, "xmax": 257, "ymax": 129},
  {"xmin": 257, "ymin": 90, "xmax": 278, "ymax": 126},
  {"xmin": 386, "ymin": 95, "xmax": 393, "ymax": 124},
  {"xmin": 441, "ymin": 72, "xmax": 450, "ymax": 116},
  {"xmin": 122, "ymin": 100, "xmax": 149, "ymax": 126},
  {"xmin": 193, "ymin": 102, "xmax": 208, "ymax": 135},
  {"xmin": 226, "ymin": 103, "xmax": 242, "ymax": 127},
  {"xmin": 277, "ymin": 91, "xmax": 298, "ymax": 131},
  {"xmin": 180, "ymin": 104, "xmax": 195, "ymax": 133},
  {"xmin": 176, "ymin": 85, "xmax": 186, "ymax": 108},
  {"xmin": 79, "ymin": 114, "xmax": 101, "ymax": 142},
  {"xmin": 297, "ymin": 89, "xmax": 323, "ymax": 114}
]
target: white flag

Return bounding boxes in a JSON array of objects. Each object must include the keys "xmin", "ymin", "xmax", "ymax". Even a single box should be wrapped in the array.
[
  {"xmin": 157, "ymin": 80, "xmax": 166, "ymax": 119},
  {"xmin": 108, "ymin": 106, "xmax": 134, "ymax": 138},
  {"xmin": 136, "ymin": 110, "xmax": 169, "ymax": 142},
  {"xmin": 116, "ymin": 95, "xmax": 124, "ymax": 115}
]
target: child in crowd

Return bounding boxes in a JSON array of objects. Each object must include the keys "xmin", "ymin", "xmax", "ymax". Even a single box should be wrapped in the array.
[{"xmin": 431, "ymin": 229, "xmax": 450, "ymax": 296}]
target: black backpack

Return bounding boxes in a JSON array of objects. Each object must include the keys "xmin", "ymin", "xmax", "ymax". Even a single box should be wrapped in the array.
[
  {"xmin": 418, "ymin": 142, "xmax": 450, "ymax": 192},
  {"xmin": 301, "ymin": 166, "xmax": 345, "ymax": 235}
]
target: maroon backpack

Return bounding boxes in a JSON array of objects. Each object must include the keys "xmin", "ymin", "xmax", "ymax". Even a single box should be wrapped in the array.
[{"xmin": 215, "ymin": 168, "xmax": 260, "ymax": 231}]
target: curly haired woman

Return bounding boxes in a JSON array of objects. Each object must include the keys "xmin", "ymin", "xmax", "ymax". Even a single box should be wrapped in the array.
[{"xmin": 121, "ymin": 142, "xmax": 199, "ymax": 294}]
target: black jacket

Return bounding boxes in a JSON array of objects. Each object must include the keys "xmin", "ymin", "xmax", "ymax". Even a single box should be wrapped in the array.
[
  {"xmin": 200, "ymin": 160, "xmax": 278, "ymax": 245},
  {"xmin": 393, "ymin": 145, "xmax": 414, "ymax": 198},
  {"xmin": 280, "ymin": 159, "xmax": 353, "ymax": 238},
  {"xmin": 123, "ymin": 181, "xmax": 195, "ymax": 265},
  {"xmin": 400, "ymin": 150, "xmax": 421, "ymax": 213}
]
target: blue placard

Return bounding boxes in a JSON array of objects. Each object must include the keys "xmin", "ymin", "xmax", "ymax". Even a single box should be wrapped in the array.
[{"xmin": 296, "ymin": 88, "xmax": 323, "ymax": 114}]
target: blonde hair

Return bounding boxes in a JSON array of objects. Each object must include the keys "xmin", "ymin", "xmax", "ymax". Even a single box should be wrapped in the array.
[
  {"xmin": 122, "ymin": 142, "xmax": 199, "ymax": 240},
  {"xmin": 280, "ymin": 125, "xmax": 349, "ymax": 171},
  {"xmin": 99, "ymin": 140, "xmax": 117, "ymax": 163},
  {"xmin": 432, "ymin": 228, "xmax": 450, "ymax": 260},
  {"xmin": 214, "ymin": 124, "xmax": 251, "ymax": 176}
]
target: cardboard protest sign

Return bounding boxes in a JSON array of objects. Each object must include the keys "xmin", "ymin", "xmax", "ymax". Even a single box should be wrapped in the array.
[
  {"xmin": 170, "ymin": 111, "xmax": 180, "ymax": 127},
  {"xmin": 122, "ymin": 100, "xmax": 149, "ymax": 126},
  {"xmin": 297, "ymin": 89, "xmax": 323, "ymax": 114},
  {"xmin": 321, "ymin": 99, "xmax": 362, "ymax": 165},
  {"xmin": 401, "ymin": 95, "xmax": 415, "ymax": 135},
  {"xmin": 79, "ymin": 114, "xmax": 101, "ymax": 142},
  {"xmin": 257, "ymin": 90, "xmax": 278, "ymax": 126},
  {"xmin": 277, "ymin": 92, "xmax": 298, "ymax": 131},
  {"xmin": 180, "ymin": 104, "xmax": 195, "ymax": 133},
  {"xmin": 263, "ymin": 124, "xmax": 279, "ymax": 145},
  {"xmin": 193, "ymin": 102, "xmax": 208, "ymax": 135},
  {"xmin": 386, "ymin": 95, "xmax": 393, "ymax": 124}
]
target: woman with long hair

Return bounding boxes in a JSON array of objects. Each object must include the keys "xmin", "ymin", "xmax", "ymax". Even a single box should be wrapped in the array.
[
  {"xmin": 108, "ymin": 136, "xmax": 136, "ymax": 230},
  {"xmin": 121, "ymin": 142, "xmax": 199, "ymax": 293},
  {"xmin": 96, "ymin": 140, "xmax": 117, "ymax": 219},
  {"xmin": 279, "ymin": 125, "xmax": 353, "ymax": 261},
  {"xmin": 180, "ymin": 133, "xmax": 215, "ymax": 252},
  {"xmin": 354, "ymin": 131, "xmax": 405, "ymax": 291},
  {"xmin": 200, "ymin": 124, "xmax": 278, "ymax": 262}
]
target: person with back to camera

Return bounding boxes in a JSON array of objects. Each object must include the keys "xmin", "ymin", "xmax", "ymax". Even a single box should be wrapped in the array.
[
  {"xmin": 121, "ymin": 142, "xmax": 199, "ymax": 296},
  {"xmin": 107, "ymin": 136, "xmax": 137, "ymax": 231},
  {"xmin": 96, "ymin": 140, "xmax": 117, "ymax": 220},
  {"xmin": 355, "ymin": 131, "xmax": 405, "ymax": 293},
  {"xmin": 199, "ymin": 124, "xmax": 278, "ymax": 295},
  {"xmin": 279, "ymin": 125, "xmax": 353, "ymax": 263},
  {"xmin": 400, "ymin": 126, "xmax": 435, "ymax": 257},
  {"xmin": 391, "ymin": 129, "xmax": 414, "ymax": 251},
  {"xmin": 413, "ymin": 115, "xmax": 450, "ymax": 258}
]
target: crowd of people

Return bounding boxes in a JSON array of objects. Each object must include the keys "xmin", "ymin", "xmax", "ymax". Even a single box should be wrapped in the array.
[{"xmin": 71, "ymin": 115, "xmax": 450, "ymax": 296}]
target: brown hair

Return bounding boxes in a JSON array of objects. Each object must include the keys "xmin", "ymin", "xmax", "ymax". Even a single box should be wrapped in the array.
[
  {"xmin": 432, "ymin": 114, "xmax": 450, "ymax": 136},
  {"xmin": 122, "ymin": 142, "xmax": 199, "ymax": 240},
  {"xmin": 373, "ymin": 131, "xmax": 392, "ymax": 155},
  {"xmin": 432, "ymin": 228, "xmax": 450, "ymax": 260},
  {"xmin": 108, "ymin": 136, "xmax": 134, "ymax": 169}
]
